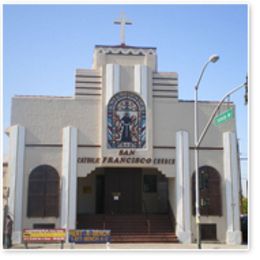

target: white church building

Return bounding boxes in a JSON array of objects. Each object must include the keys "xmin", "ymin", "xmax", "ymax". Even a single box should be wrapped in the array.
[{"xmin": 6, "ymin": 18, "xmax": 242, "ymax": 245}]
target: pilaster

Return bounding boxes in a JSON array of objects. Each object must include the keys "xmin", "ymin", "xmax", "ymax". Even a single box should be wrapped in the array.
[
  {"xmin": 8, "ymin": 125, "xmax": 25, "ymax": 244},
  {"xmin": 134, "ymin": 64, "xmax": 148, "ymax": 104},
  {"xmin": 61, "ymin": 127, "xmax": 78, "ymax": 240},
  {"xmin": 106, "ymin": 63, "xmax": 120, "ymax": 104},
  {"xmin": 223, "ymin": 131, "xmax": 242, "ymax": 245},
  {"xmin": 175, "ymin": 130, "xmax": 192, "ymax": 243}
]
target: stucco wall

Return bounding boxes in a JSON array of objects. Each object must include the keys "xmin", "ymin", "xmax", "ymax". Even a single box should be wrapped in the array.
[
  {"xmin": 11, "ymin": 97, "xmax": 102, "ymax": 146},
  {"xmin": 153, "ymin": 99, "xmax": 236, "ymax": 147}
]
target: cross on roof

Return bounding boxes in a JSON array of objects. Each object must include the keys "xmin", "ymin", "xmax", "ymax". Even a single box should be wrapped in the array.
[{"xmin": 114, "ymin": 13, "xmax": 132, "ymax": 45}]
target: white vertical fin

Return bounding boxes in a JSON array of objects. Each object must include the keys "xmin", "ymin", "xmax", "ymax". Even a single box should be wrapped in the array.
[
  {"xmin": 106, "ymin": 64, "xmax": 120, "ymax": 104},
  {"xmin": 134, "ymin": 64, "xmax": 148, "ymax": 104},
  {"xmin": 68, "ymin": 127, "xmax": 78, "ymax": 230},
  {"xmin": 61, "ymin": 126, "xmax": 78, "ymax": 241},
  {"xmin": 8, "ymin": 125, "xmax": 25, "ymax": 244},
  {"xmin": 223, "ymin": 132, "xmax": 242, "ymax": 245},
  {"xmin": 175, "ymin": 131, "xmax": 192, "ymax": 243}
]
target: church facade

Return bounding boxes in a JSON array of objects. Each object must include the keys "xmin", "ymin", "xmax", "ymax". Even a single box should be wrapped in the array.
[{"xmin": 7, "ymin": 42, "xmax": 242, "ymax": 245}]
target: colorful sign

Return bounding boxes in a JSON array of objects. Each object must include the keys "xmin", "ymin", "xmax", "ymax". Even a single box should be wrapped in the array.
[
  {"xmin": 214, "ymin": 108, "xmax": 234, "ymax": 126},
  {"xmin": 69, "ymin": 229, "xmax": 111, "ymax": 243},
  {"xmin": 23, "ymin": 229, "xmax": 66, "ymax": 242}
]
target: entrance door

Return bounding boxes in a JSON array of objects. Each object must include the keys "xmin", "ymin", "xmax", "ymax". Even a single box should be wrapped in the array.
[
  {"xmin": 96, "ymin": 175, "xmax": 105, "ymax": 214},
  {"xmin": 105, "ymin": 168, "xmax": 142, "ymax": 214}
]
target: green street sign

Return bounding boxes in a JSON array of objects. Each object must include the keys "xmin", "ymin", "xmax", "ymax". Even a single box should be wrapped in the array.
[{"xmin": 214, "ymin": 108, "xmax": 234, "ymax": 126}]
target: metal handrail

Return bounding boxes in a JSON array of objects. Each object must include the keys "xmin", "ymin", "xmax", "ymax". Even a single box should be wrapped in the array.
[
  {"xmin": 142, "ymin": 200, "xmax": 150, "ymax": 233},
  {"xmin": 167, "ymin": 200, "xmax": 176, "ymax": 231}
]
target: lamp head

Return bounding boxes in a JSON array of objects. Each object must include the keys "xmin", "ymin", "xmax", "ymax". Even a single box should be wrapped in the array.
[{"xmin": 209, "ymin": 54, "xmax": 220, "ymax": 63}]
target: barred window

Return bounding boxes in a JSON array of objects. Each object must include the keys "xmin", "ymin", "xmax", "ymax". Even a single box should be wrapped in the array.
[
  {"xmin": 192, "ymin": 166, "xmax": 222, "ymax": 216},
  {"xmin": 143, "ymin": 175, "xmax": 157, "ymax": 193},
  {"xmin": 27, "ymin": 165, "xmax": 60, "ymax": 217}
]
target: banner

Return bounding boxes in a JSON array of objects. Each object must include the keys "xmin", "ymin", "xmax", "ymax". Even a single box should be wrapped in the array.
[
  {"xmin": 23, "ymin": 229, "xmax": 66, "ymax": 242},
  {"xmin": 69, "ymin": 229, "xmax": 111, "ymax": 243}
]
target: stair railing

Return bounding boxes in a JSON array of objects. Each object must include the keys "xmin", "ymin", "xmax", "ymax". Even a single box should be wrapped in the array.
[
  {"xmin": 103, "ymin": 215, "xmax": 106, "ymax": 229},
  {"xmin": 167, "ymin": 200, "xmax": 176, "ymax": 231},
  {"xmin": 142, "ymin": 200, "xmax": 151, "ymax": 233}
]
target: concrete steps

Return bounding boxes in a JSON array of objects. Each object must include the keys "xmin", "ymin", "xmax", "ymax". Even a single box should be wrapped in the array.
[
  {"xmin": 77, "ymin": 214, "xmax": 178, "ymax": 243},
  {"xmin": 112, "ymin": 233, "xmax": 178, "ymax": 243}
]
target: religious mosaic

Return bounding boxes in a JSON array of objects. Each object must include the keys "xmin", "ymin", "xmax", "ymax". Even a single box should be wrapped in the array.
[{"xmin": 107, "ymin": 91, "xmax": 146, "ymax": 149}]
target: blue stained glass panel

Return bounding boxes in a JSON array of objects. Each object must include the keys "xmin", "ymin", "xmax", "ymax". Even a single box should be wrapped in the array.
[{"xmin": 107, "ymin": 91, "xmax": 146, "ymax": 149}]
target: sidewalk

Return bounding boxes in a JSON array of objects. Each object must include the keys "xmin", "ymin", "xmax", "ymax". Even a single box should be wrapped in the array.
[{"xmin": 8, "ymin": 242, "xmax": 248, "ymax": 250}]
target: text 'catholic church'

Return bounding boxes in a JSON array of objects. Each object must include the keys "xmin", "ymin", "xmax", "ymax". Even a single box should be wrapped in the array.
[{"xmin": 6, "ymin": 17, "xmax": 242, "ymax": 245}]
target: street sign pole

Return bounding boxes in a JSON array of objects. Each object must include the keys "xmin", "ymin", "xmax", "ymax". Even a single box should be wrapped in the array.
[{"xmin": 197, "ymin": 82, "xmax": 246, "ymax": 148}]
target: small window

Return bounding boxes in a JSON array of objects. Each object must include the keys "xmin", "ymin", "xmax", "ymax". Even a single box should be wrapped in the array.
[
  {"xmin": 33, "ymin": 223, "xmax": 55, "ymax": 229},
  {"xmin": 143, "ymin": 175, "xmax": 157, "ymax": 193},
  {"xmin": 201, "ymin": 224, "xmax": 217, "ymax": 241}
]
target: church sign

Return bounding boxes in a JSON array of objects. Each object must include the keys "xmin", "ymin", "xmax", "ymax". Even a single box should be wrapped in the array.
[
  {"xmin": 23, "ymin": 229, "xmax": 66, "ymax": 243},
  {"xmin": 77, "ymin": 156, "xmax": 175, "ymax": 165},
  {"xmin": 69, "ymin": 229, "xmax": 111, "ymax": 243},
  {"xmin": 77, "ymin": 150, "xmax": 175, "ymax": 165}
]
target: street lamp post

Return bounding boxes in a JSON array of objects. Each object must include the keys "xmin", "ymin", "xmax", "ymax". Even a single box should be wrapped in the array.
[{"xmin": 194, "ymin": 55, "xmax": 219, "ymax": 249}]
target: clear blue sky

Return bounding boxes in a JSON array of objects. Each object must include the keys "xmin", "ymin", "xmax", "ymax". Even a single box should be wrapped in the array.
[{"xmin": 3, "ymin": 4, "xmax": 248, "ymax": 178}]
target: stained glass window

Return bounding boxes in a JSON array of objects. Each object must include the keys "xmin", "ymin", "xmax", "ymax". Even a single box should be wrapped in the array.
[{"xmin": 107, "ymin": 91, "xmax": 146, "ymax": 148}]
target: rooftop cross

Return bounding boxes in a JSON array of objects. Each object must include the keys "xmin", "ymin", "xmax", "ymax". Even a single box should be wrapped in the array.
[{"xmin": 114, "ymin": 13, "xmax": 132, "ymax": 45}]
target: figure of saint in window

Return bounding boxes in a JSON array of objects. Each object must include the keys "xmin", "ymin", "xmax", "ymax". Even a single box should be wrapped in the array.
[{"xmin": 120, "ymin": 112, "xmax": 133, "ymax": 142}]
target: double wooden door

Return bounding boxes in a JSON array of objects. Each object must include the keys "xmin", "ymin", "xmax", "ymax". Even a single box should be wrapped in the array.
[{"xmin": 104, "ymin": 168, "xmax": 142, "ymax": 214}]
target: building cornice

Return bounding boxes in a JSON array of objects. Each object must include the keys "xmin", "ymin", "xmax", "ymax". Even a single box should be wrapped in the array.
[{"xmin": 94, "ymin": 44, "xmax": 157, "ymax": 56}]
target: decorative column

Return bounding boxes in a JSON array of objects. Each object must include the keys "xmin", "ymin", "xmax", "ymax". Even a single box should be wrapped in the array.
[
  {"xmin": 134, "ymin": 64, "xmax": 148, "ymax": 103},
  {"xmin": 8, "ymin": 125, "xmax": 25, "ymax": 244},
  {"xmin": 175, "ymin": 131, "xmax": 192, "ymax": 243},
  {"xmin": 61, "ymin": 127, "xmax": 78, "ymax": 240},
  {"xmin": 223, "ymin": 132, "xmax": 242, "ymax": 244},
  {"xmin": 106, "ymin": 63, "xmax": 120, "ymax": 104}
]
